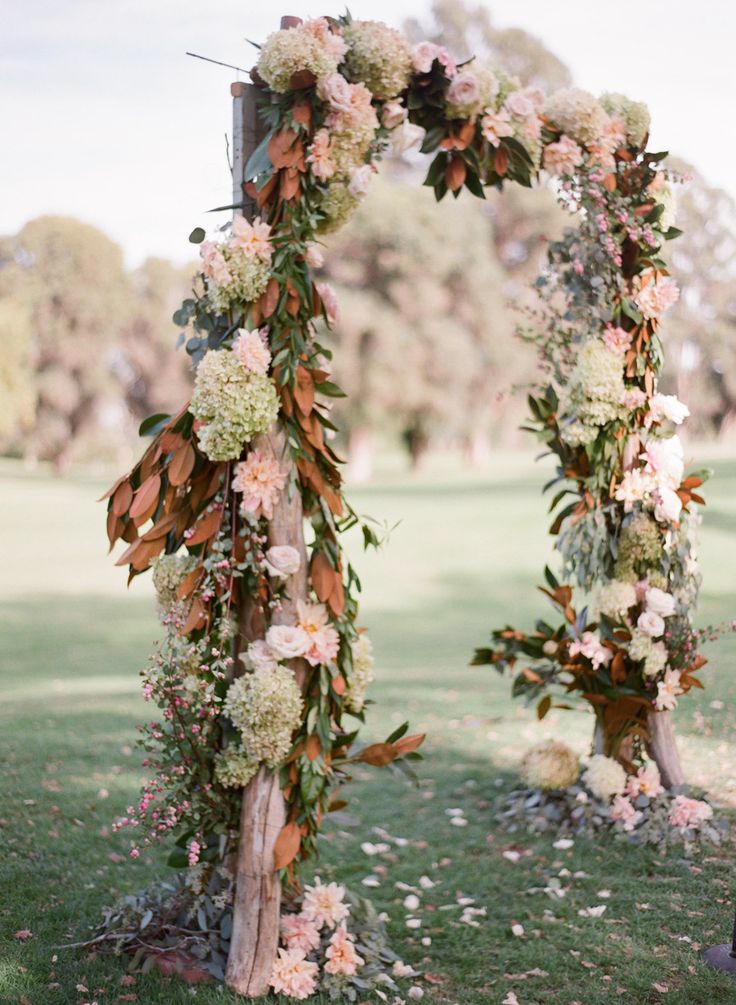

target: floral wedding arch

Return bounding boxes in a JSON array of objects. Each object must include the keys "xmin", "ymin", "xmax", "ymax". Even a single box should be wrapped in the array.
[{"xmin": 102, "ymin": 12, "xmax": 708, "ymax": 999}]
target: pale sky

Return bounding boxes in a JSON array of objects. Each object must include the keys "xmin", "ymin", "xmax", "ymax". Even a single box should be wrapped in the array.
[{"xmin": 4, "ymin": 0, "xmax": 735, "ymax": 266}]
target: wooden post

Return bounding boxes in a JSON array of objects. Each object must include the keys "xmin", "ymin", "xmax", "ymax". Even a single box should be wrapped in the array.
[
  {"xmin": 646, "ymin": 710, "xmax": 685, "ymax": 788},
  {"xmin": 225, "ymin": 51, "xmax": 310, "ymax": 998}
]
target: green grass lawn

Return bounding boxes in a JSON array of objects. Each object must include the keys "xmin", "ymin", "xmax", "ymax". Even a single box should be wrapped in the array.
[{"xmin": 2, "ymin": 450, "xmax": 736, "ymax": 1005}]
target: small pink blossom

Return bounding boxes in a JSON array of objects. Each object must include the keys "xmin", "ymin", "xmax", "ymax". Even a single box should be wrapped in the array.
[
  {"xmin": 230, "ymin": 216, "xmax": 272, "ymax": 260},
  {"xmin": 655, "ymin": 668, "xmax": 683, "ymax": 711},
  {"xmin": 305, "ymin": 242, "xmax": 324, "ymax": 269},
  {"xmin": 480, "ymin": 108, "xmax": 513, "ymax": 147},
  {"xmin": 568, "ymin": 631, "xmax": 612, "ymax": 669},
  {"xmin": 625, "ymin": 764, "xmax": 664, "ymax": 799},
  {"xmin": 610, "ymin": 794, "xmax": 642, "ymax": 832},
  {"xmin": 187, "ymin": 839, "xmax": 201, "ymax": 866},
  {"xmin": 233, "ymin": 450, "xmax": 287, "ymax": 521},
  {"xmin": 621, "ymin": 387, "xmax": 647, "ymax": 410},
  {"xmin": 307, "ymin": 129, "xmax": 336, "ymax": 181},
  {"xmin": 303, "ymin": 18, "xmax": 348, "ymax": 62}
]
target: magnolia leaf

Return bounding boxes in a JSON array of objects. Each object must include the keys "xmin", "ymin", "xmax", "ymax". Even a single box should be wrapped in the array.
[{"xmin": 273, "ymin": 821, "xmax": 301, "ymax": 870}]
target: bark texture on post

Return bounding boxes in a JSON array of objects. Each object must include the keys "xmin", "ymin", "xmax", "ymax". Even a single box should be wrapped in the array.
[
  {"xmin": 225, "ymin": 79, "xmax": 309, "ymax": 998},
  {"xmin": 646, "ymin": 709, "xmax": 685, "ymax": 788}
]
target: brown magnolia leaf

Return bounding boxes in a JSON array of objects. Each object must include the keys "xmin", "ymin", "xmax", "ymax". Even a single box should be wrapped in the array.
[
  {"xmin": 121, "ymin": 518, "xmax": 138, "ymax": 544},
  {"xmin": 129, "ymin": 473, "xmax": 162, "ymax": 523},
  {"xmin": 261, "ymin": 277, "xmax": 280, "ymax": 319},
  {"xmin": 268, "ymin": 129, "xmax": 303, "ymax": 169},
  {"xmin": 115, "ymin": 537, "xmax": 142, "ymax": 567},
  {"xmin": 186, "ymin": 507, "xmax": 223, "ymax": 546},
  {"xmin": 331, "ymin": 673, "xmax": 346, "ymax": 695},
  {"xmin": 130, "ymin": 537, "xmax": 166, "ymax": 571},
  {"xmin": 288, "ymin": 69, "xmax": 316, "ymax": 91},
  {"xmin": 280, "ymin": 167, "xmax": 301, "ymax": 202},
  {"xmin": 292, "ymin": 103, "xmax": 312, "ymax": 127},
  {"xmin": 393, "ymin": 733, "xmax": 425, "ymax": 756},
  {"xmin": 111, "ymin": 480, "xmax": 133, "ymax": 517},
  {"xmin": 160, "ymin": 430, "xmax": 184, "ymax": 454},
  {"xmin": 603, "ymin": 173, "xmax": 617, "ymax": 192},
  {"xmin": 141, "ymin": 513, "xmax": 178, "ymax": 542},
  {"xmin": 273, "ymin": 820, "xmax": 302, "ymax": 870},
  {"xmin": 294, "ymin": 366, "xmax": 314, "ymax": 415},
  {"xmin": 169, "ymin": 443, "xmax": 196, "ymax": 487},
  {"xmin": 311, "ymin": 551, "xmax": 334, "ymax": 603},
  {"xmin": 256, "ymin": 173, "xmax": 279, "ymax": 210},
  {"xmin": 107, "ymin": 511, "xmax": 124, "ymax": 551},
  {"xmin": 358, "ymin": 743, "xmax": 396, "ymax": 767},
  {"xmin": 177, "ymin": 566, "xmax": 203, "ymax": 601},
  {"xmin": 495, "ymin": 145, "xmax": 509, "ymax": 176},
  {"xmin": 444, "ymin": 155, "xmax": 466, "ymax": 192},
  {"xmin": 305, "ymin": 735, "xmax": 321, "ymax": 762},
  {"xmin": 98, "ymin": 472, "xmax": 127, "ymax": 502},
  {"xmin": 181, "ymin": 596, "xmax": 206, "ymax": 635},
  {"xmin": 537, "ymin": 695, "xmax": 551, "ymax": 720},
  {"xmin": 327, "ymin": 574, "xmax": 345, "ymax": 617}
]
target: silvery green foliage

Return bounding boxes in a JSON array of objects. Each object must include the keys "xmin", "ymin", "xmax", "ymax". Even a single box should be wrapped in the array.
[
  {"xmin": 557, "ymin": 508, "xmax": 614, "ymax": 589},
  {"xmin": 495, "ymin": 783, "xmax": 725, "ymax": 855}
]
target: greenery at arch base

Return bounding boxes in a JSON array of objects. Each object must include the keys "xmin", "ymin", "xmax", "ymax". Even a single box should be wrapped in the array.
[{"xmin": 100, "ymin": 12, "xmax": 717, "ymax": 997}]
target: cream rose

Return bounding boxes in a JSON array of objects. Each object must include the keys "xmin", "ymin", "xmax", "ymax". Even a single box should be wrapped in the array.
[
  {"xmin": 264, "ymin": 545, "xmax": 302, "ymax": 579},
  {"xmin": 316, "ymin": 73, "xmax": 354, "ymax": 113},
  {"xmin": 645, "ymin": 586, "xmax": 676, "ymax": 618},
  {"xmin": 347, "ymin": 164, "xmax": 374, "ymax": 199},
  {"xmin": 266, "ymin": 624, "xmax": 311, "ymax": 660},
  {"xmin": 382, "ymin": 99, "xmax": 407, "ymax": 129},
  {"xmin": 242, "ymin": 639, "xmax": 279, "ymax": 673},
  {"xmin": 391, "ymin": 121, "xmax": 425, "ymax": 154}
]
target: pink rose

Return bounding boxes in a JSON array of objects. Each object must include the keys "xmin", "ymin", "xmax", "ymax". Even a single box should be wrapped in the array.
[
  {"xmin": 505, "ymin": 90, "xmax": 535, "ymax": 118},
  {"xmin": 242, "ymin": 639, "xmax": 279, "ymax": 673},
  {"xmin": 542, "ymin": 134, "xmax": 583, "ymax": 176},
  {"xmin": 316, "ymin": 73, "xmax": 354, "ymax": 114},
  {"xmin": 412, "ymin": 41, "xmax": 456, "ymax": 77},
  {"xmin": 446, "ymin": 71, "xmax": 480, "ymax": 110},
  {"xmin": 637, "ymin": 610, "xmax": 665, "ymax": 638},
  {"xmin": 391, "ymin": 120, "xmax": 425, "ymax": 154}
]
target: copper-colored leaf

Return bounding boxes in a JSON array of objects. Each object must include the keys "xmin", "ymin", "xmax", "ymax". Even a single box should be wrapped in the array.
[
  {"xmin": 177, "ymin": 566, "xmax": 203, "ymax": 601},
  {"xmin": 393, "ymin": 733, "xmax": 425, "ymax": 756},
  {"xmin": 181, "ymin": 596, "xmax": 206, "ymax": 635},
  {"xmin": 129, "ymin": 473, "xmax": 162, "ymax": 523},
  {"xmin": 261, "ymin": 277, "xmax": 280, "ymax": 319},
  {"xmin": 444, "ymin": 156, "xmax": 466, "ymax": 192},
  {"xmin": 111, "ymin": 480, "xmax": 133, "ymax": 517},
  {"xmin": 305, "ymin": 735, "xmax": 321, "ymax": 762},
  {"xmin": 294, "ymin": 366, "xmax": 314, "ymax": 415},
  {"xmin": 141, "ymin": 512, "xmax": 178, "ymax": 542},
  {"xmin": 327, "ymin": 574, "xmax": 345, "ymax": 617},
  {"xmin": 273, "ymin": 820, "xmax": 302, "ymax": 870},
  {"xmin": 107, "ymin": 511, "xmax": 124, "ymax": 551},
  {"xmin": 292, "ymin": 103, "xmax": 312, "ymax": 127},
  {"xmin": 357, "ymin": 742, "xmax": 396, "ymax": 767},
  {"xmin": 280, "ymin": 167, "xmax": 301, "ymax": 202},
  {"xmin": 169, "ymin": 443, "xmax": 196, "ymax": 487},
  {"xmin": 331, "ymin": 673, "xmax": 346, "ymax": 696},
  {"xmin": 186, "ymin": 507, "xmax": 223, "ymax": 546},
  {"xmin": 311, "ymin": 551, "xmax": 334, "ymax": 604},
  {"xmin": 494, "ymin": 145, "xmax": 509, "ymax": 176}
]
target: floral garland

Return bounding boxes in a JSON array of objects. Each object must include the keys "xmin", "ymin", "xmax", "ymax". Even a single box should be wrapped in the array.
[
  {"xmin": 498, "ymin": 740, "xmax": 724, "ymax": 853},
  {"xmin": 102, "ymin": 9, "xmax": 710, "ymax": 993}
]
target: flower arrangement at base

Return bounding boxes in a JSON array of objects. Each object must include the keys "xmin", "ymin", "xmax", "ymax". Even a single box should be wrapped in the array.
[{"xmin": 498, "ymin": 746, "xmax": 725, "ymax": 854}]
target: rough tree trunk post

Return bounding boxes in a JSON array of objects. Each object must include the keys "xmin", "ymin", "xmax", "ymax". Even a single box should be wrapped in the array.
[
  {"xmin": 226, "ymin": 32, "xmax": 309, "ymax": 995},
  {"xmin": 646, "ymin": 710, "xmax": 685, "ymax": 788}
]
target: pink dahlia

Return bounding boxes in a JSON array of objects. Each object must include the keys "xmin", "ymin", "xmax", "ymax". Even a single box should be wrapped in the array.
[
  {"xmin": 270, "ymin": 947, "xmax": 318, "ymax": 1000},
  {"xmin": 280, "ymin": 913, "xmax": 321, "ymax": 954},
  {"xmin": 233, "ymin": 450, "xmax": 287, "ymax": 521},
  {"xmin": 301, "ymin": 877, "xmax": 349, "ymax": 930},
  {"xmin": 230, "ymin": 216, "xmax": 272, "ymax": 261},
  {"xmin": 634, "ymin": 275, "xmax": 680, "ymax": 320},
  {"xmin": 324, "ymin": 925, "xmax": 365, "ymax": 976},
  {"xmin": 232, "ymin": 328, "xmax": 271, "ymax": 375}
]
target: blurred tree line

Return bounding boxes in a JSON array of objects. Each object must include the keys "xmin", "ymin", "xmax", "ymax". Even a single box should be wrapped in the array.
[{"xmin": 1, "ymin": 0, "xmax": 735, "ymax": 474}]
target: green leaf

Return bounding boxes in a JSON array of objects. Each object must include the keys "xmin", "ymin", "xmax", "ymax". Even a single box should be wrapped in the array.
[
  {"xmin": 139, "ymin": 412, "xmax": 170, "ymax": 437},
  {"xmin": 188, "ymin": 227, "xmax": 206, "ymax": 244}
]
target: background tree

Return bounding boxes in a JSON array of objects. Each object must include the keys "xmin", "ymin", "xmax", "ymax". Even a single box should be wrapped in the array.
[{"xmin": 0, "ymin": 216, "xmax": 132, "ymax": 470}]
